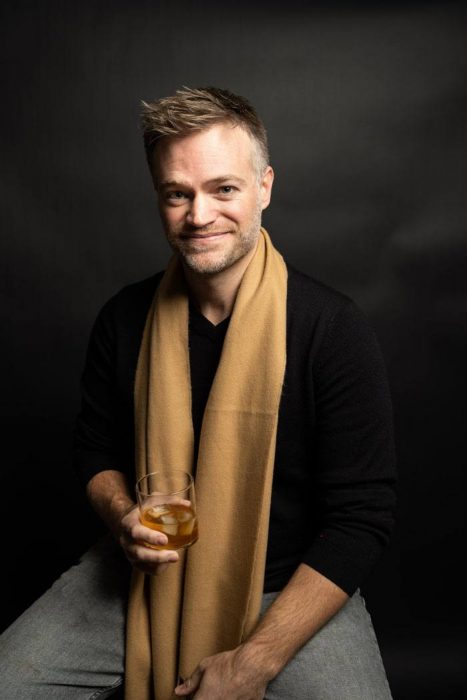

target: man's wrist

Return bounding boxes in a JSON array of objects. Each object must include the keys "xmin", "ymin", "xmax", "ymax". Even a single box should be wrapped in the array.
[
  {"xmin": 108, "ymin": 495, "xmax": 136, "ymax": 536},
  {"xmin": 237, "ymin": 637, "xmax": 283, "ymax": 682},
  {"xmin": 86, "ymin": 470, "xmax": 135, "ymax": 537}
]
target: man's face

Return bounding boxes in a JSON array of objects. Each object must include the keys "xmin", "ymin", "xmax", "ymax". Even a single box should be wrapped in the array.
[{"xmin": 152, "ymin": 122, "xmax": 273, "ymax": 276}]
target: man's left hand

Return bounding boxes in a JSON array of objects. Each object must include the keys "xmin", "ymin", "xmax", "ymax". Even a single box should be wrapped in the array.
[{"xmin": 174, "ymin": 645, "xmax": 271, "ymax": 699}]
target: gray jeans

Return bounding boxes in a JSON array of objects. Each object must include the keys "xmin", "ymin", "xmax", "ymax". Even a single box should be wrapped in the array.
[{"xmin": 0, "ymin": 536, "xmax": 393, "ymax": 699}]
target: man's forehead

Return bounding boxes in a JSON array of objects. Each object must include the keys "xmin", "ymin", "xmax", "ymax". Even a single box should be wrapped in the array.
[{"xmin": 154, "ymin": 124, "xmax": 257, "ymax": 182}]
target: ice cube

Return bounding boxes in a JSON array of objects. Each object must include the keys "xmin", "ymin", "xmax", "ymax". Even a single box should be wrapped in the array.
[
  {"xmin": 176, "ymin": 510, "xmax": 192, "ymax": 522},
  {"xmin": 161, "ymin": 514, "xmax": 177, "ymax": 525},
  {"xmin": 148, "ymin": 506, "xmax": 170, "ymax": 520},
  {"xmin": 156, "ymin": 513, "xmax": 176, "ymax": 536},
  {"xmin": 179, "ymin": 518, "xmax": 195, "ymax": 536}
]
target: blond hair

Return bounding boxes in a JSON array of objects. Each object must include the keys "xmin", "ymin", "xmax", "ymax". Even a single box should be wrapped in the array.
[{"xmin": 140, "ymin": 86, "xmax": 269, "ymax": 177}]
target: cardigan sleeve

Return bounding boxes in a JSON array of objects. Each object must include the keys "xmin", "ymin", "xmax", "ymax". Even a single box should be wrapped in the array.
[
  {"xmin": 72, "ymin": 296, "xmax": 129, "ymax": 486},
  {"xmin": 301, "ymin": 299, "xmax": 397, "ymax": 595},
  {"xmin": 72, "ymin": 275, "xmax": 161, "ymax": 488}
]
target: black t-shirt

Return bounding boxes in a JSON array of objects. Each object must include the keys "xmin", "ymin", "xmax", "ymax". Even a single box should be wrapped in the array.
[
  {"xmin": 188, "ymin": 301, "xmax": 230, "ymax": 464},
  {"xmin": 73, "ymin": 264, "xmax": 397, "ymax": 595}
]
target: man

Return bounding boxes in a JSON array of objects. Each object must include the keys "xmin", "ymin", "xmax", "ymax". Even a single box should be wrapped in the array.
[{"xmin": 0, "ymin": 87, "xmax": 396, "ymax": 699}]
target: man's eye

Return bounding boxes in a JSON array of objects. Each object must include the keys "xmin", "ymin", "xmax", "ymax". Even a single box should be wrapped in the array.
[
  {"xmin": 167, "ymin": 191, "xmax": 186, "ymax": 200},
  {"xmin": 219, "ymin": 185, "xmax": 235, "ymax": 194}
]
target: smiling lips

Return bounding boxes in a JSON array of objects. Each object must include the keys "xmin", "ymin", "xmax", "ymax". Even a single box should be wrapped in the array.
[
  {"xmin": 180, "ymin": 231, "xmax": 230, "ymax": 242},
  {"xmin": 180, "ymin": 231, "xmax": 228, "ymax": 241}
]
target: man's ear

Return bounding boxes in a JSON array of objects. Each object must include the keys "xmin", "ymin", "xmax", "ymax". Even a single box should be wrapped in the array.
[{"xmin": 260, "ymin": 166, "xmax": 274, "ymax": 211}]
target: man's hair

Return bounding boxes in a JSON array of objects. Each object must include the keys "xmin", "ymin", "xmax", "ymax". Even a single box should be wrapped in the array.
[{"xmin": 140, "ymin": 86, "xmax": 269, "ymax": 178}]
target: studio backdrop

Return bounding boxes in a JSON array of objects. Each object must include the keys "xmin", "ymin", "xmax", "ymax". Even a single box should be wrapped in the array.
[{"xmin": 2, "ymin": 2, "xmax": 466, "ymax": 698}]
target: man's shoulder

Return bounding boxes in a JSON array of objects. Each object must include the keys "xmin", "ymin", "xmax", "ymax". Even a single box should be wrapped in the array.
[
  {"xmin": 112, "ymin": 270, "xmax": 164, "ymax": 301},
  {"xmin": 95, "ymin": 271, "xmax": 164, "ymax": 327},
  {"xmin": 112, "ymin": 271, "xmax": 164, "ymax": 305},
  {"xmin": 286, "ymin": 263, "xmax": 352, "ymax": 318},
  {"xmin": 284, "ymin": 264, "xmax": 380, "ymax": 364}
]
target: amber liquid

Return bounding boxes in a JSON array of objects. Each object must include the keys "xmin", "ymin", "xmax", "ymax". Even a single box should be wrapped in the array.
[{"xmin": 141, "ymin": 503, "xmax": 198, "ymax": 550}]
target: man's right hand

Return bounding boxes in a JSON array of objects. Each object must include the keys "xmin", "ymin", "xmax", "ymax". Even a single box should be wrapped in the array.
[
  {"xmin": 86, "ymin": 469, "xmax": 180, "ymax": 576},
  {"xmin": 117, "ymin": 505, "xmax": 180, "ymax": 575}
]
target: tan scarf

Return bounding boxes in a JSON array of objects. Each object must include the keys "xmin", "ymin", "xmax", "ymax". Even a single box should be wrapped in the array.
[{"xmin": 125, "ymin": 228, "xmax": 287, "ymax": 700}]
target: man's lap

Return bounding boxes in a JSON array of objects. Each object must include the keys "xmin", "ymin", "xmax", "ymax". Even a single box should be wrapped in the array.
[
  {"xmin": 262, "ymin": 590, "xmax": 393, "ymax": 700},
  {"xmin": 0, "ymin": 537, "xmax": 392, "ymax": 699},
  {"xmin": 0, "ymin": 535, "xmax": 129, "ymax": 699}
]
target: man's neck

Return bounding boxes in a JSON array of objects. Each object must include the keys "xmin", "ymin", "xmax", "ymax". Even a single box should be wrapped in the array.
[{"xmin": 182, "ymin": 244, "xmax": 257, "ymax": 326}]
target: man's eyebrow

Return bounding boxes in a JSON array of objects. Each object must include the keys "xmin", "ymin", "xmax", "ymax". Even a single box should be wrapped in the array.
[
  {"xmin": 159, "ymin": 175, "xmax": 247, "ymax": 190},
  {"xmin": 205, "ymin": 175, "xmax": 248, "ymax": 186},
  {"xmin": 159, "ymin": 179, "xmax": 189, "ymax": 190}
]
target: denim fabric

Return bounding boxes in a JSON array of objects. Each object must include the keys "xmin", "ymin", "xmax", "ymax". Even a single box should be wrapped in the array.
[
  {"xmin": 0, "ymin": 536, "xmax": 128, "ymax": 699},
  {"xmin": 261, "ymin": 591, "xmax": 393, "ymax": 700},
  {"xmin": 0, "ymin": 535, "xmax": 392, "ymax": 699}
]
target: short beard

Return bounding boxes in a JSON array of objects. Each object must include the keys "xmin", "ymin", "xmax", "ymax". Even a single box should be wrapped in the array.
[{"xmin": 167, "ymin": 202, "xmax": 263, "ymax": 276}]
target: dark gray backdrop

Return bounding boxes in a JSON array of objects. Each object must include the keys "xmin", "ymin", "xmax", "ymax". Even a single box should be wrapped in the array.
[{"xmin": 2, "ymin": 1, "xmax": 467, "ymax": 698}]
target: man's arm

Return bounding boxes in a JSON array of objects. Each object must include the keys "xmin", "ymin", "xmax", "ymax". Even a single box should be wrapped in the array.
[
  {"xmin": 86, "ymin": 469, "xmax": 134, "ymax": 535},
  {"xmin": 86, "ymin": 469, "xmax": 180, "ymax": 575},
  {"xmin": 175, "ymin": 563, "xmax": 348, "ymax": 699}
]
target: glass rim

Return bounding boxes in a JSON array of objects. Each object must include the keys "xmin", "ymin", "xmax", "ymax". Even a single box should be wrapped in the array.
[{"xmin": 136, "ymin": 470, "xmax": 194, "ymax": 496}]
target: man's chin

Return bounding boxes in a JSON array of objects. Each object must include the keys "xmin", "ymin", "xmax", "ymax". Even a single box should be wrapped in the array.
[{"xmin": 181, "ymin": 253, "xmax": 232, "ymax": 276}]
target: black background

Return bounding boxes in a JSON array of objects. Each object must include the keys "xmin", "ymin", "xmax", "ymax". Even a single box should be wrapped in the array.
[{"xmin": 2, "ymin": 1, "xmax": 467, "ymax": 698}]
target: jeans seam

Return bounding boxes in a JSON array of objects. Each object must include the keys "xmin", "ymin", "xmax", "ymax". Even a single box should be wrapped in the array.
[{"xmin": 89, "ymin": 677, "xmax": 123, "ymax": 700}]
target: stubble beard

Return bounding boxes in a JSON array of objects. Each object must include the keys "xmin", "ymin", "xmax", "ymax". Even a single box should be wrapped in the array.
[{"xmin": 166, "ymin": 202, "xmax": 263, "ymax": 276}]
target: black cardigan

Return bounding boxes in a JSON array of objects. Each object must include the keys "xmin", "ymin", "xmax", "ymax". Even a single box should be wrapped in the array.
[{"xmin": 73, "ymin": 264, "xmax": 397, "ymax": 595}]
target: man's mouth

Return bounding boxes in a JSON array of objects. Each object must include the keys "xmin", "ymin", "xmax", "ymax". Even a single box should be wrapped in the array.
[{"xmin": 180, "ymin": 231, "xmax": 229, "ymax": 240}]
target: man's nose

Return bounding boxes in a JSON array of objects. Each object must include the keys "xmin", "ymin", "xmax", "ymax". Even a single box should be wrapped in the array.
[{"xmin": 185, "ymin": 194, "xmax": 216, "ymax": 228}]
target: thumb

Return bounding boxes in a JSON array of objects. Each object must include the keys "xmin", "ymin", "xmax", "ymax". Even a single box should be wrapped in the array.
[{"xmin": 174, "ymin": 667, "xmax": 203, "ymax": 696}]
